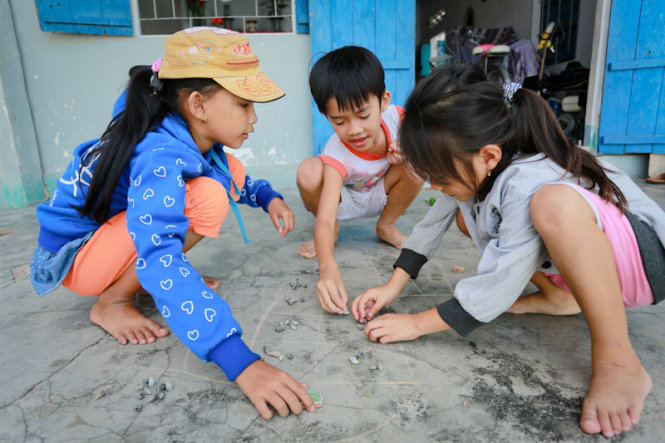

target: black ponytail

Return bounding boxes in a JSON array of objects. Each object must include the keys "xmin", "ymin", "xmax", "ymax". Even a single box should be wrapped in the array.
[
  {"xmin": 77, "ymin": 66, "xmax": 219, "ymax": 223},
  {"xmin": 505, "ymin": 87, "xmax": 627, "ymax": 210},
  {"xmin": 400, "ymin": 65, "xmax": 627, "ymax": 211}
]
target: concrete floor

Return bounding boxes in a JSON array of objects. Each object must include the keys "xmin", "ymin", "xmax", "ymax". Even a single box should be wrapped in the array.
[{"xmin": 1, "ymin": 183, "xmax": 665, "ymax": 442}]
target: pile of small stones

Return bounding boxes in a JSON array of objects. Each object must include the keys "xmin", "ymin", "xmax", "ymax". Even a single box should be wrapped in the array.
[
  {"xmin": 284, "ymin": 296, "xmax": 306, "ymax": 305},
  {"xmin": 289, "ymin": 278, "xmax": 308, "ymax": 290},
  {"xmin": 275, "ymin": 319, "xmax": 300, "ymax": 332},
  {"xmin": 134, "ymin": 377, "xmax": 173, "ymax": 412}
]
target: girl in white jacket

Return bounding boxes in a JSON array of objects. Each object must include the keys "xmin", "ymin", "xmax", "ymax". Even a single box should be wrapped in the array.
[{"xmin": 352, "ymin": 65, "xmax": 665, "ymax": 438}]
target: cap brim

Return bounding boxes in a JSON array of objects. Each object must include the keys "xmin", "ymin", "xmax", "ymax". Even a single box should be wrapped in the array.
[{"xmin": 214, "ymin": 72, "xmax": 285, "ymax": 103}]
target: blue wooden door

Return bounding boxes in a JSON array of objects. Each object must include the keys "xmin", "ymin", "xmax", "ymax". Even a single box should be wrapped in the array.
[
  {"xmin": 309, "ymin": 0, "xmax": 415, "ymax": 154},
  {"xmin": 598, "ymin": 0, "xmax": 665, "ymax": 154}
]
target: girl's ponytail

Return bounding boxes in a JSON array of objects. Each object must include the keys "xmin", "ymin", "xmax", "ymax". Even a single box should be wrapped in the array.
[
  {"xmin": 78, "ymin": 66, "xmax": 219, "ymax": 223},
  {"xmin": 79, "ymin": 65, "xmax": 167, "ymax": 223},
  {"xmin": 508, "ymin": 88, "xmax": 627, "ymax": 211}
]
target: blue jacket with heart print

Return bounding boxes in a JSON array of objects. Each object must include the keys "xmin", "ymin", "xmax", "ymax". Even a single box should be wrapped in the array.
[{"xmin": 35, "ymin": 90, "xmax": 282, "ymax": 381}]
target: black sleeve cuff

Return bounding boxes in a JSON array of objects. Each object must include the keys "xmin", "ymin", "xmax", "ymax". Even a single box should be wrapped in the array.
[
  {"xmin": 436, "ymin": 298, "xmax": 485, "ymax": 336},
  {"xmin": 393, "ymin": 248, "xmax": 428, "ymax": 279}
]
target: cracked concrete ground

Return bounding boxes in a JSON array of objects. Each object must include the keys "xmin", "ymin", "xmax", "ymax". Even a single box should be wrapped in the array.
[{"xmin": 1, "ymin": 183, "xmax": 665, "ymax": 442}]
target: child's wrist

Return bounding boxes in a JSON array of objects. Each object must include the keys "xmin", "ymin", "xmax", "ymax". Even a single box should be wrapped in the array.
[
  {"xmin": 209, "ymin": 335, "xmax": 261, "ymax": 382},
  {"xmin": 318, "ymin": 259, "xmax": 339, "ymax": 274},
  {"xmin": 387, "ymin": 268, "xmax": 410, "ymax": 292},
  {"xmin": 379, "ymin": 285, "xmax": 399, "ymax": 304},
  {"xmin": 413, "ymin": 309, "xmax": 450, "ymax": 336}
]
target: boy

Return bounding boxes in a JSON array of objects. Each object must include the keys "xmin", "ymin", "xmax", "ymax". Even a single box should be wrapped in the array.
[{"xmin": 296, "ymin": 46, "xmax": 423, "ymax": 314}]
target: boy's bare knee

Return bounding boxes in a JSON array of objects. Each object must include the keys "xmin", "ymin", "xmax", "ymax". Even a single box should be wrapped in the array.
[{"xmin": 296, "ymin": 157, "xmax": 324, "ymax": 191}]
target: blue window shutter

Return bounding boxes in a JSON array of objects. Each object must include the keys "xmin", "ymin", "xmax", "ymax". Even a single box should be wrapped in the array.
[
  {"xmin": 295, "ymin": 0, "xmax": 309, "ymax": 34},
  {"xmin": 598, "ymin": 0, "xmax": 665, "ymax": 154},
  {"xmin": 36, "ymin": 0, "xmax": 133, "ymax": 36}
]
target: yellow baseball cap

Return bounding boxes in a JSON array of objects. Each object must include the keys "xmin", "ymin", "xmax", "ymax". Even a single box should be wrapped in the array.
[{"xmin": 158, "ymin": 27, "xmax": 285, "ymax": 103}]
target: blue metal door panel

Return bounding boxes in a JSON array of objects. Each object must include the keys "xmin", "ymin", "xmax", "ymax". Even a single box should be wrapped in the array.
[
  {"xmin": 309, "ymin": 0, "xmax": 415, "ymax": 154},
  {"xmin": 295, "ymin": 0, "xmax": 310, "ymax": 33},
  {"xmin": 599, "ymin": 0, "xmax": 665, "ymax": 154}
]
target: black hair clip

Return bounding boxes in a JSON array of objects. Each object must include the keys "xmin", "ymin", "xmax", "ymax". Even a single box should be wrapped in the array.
[{"xmin": 149, "ymin": 74, "xmax": 164, "ymax": 95}]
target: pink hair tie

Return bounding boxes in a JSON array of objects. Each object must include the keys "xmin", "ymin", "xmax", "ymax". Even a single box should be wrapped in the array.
[
  {"xmin": 151, "ymin": 57, "xmax": 163, "ymax": 73},
  {"xmin": 149, "ymin": 57, "xmax": 165, "ymax": 95}
]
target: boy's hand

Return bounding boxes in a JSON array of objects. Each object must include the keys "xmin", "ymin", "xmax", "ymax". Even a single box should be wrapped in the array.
[
  {"xmin": 387, "ymin": 141, "xmax": 422, "ymax": 182},
  {"xmin": 235, "ymin": 359, "xmax": 315, "ymax": 419},
  {"xmin": 267, "ymin": 198, "xmax": 295, "ymax": 238},
  {"xmin": 364, "ymin": 313, "xmax": 421, "ymax": 344},
  {"xmin": 316, "ymin": 267, "xmax": 349, "ymax": 314},
  {"xmin": 387, "ymin": 140, "xmax": 404, "ymax": 165},
  {"xmin": 352, "ymin": 284, "xmax": 400, "ymax": 323}
]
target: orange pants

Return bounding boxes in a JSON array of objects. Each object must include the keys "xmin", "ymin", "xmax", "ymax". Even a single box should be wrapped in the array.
[{"xmin": 63, "ymin": 154, "xmax": 244, "ymax": 297}]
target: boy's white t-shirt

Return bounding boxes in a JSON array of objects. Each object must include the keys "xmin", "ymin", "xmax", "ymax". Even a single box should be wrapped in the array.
[{"xmin": 318, "ymin": 104, "xmax": 404, "ymax": 192}]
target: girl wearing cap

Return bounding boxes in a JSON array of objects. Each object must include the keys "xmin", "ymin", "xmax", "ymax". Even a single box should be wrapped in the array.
[{"xmin": 30, "ymin": 27, "xmax": 314, "ymax": 419}]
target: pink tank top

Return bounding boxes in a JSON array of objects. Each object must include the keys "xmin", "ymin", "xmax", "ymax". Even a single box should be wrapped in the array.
[{"xmin": 547, "ymin": 185, "xmax": 654, "ymax": 307}]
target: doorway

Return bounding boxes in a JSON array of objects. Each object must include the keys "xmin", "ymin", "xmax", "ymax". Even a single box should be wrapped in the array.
[{"xmin": 415, "ymin": 0, "xmax": 597, "ymax": 146}]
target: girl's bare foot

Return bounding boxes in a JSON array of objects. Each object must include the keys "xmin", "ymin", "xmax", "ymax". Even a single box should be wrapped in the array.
[
  {"xmin": 508, "ymin": 272, "xmax": 581, "ymax": 315},
  {"xmin": 90, "ymin": 290, "xmax": 169, "ymax": 345},
  {"xmin": 297, "ymin": 239, "xmax": 317, "ymax": 259},
  {"xmin": 507, "ymin": 287, "xmax": 581, "ymax": 315},
  {"xmin": 580, "ymin": 362, "xmax": 652, "ymax": 437},
  {"xmin": 202, "ymin": 275, "xmax": 221, "ymax": 290},
  {"xmin": 376, "ymin": 223, "xmax": 406, "ymax": 250}
]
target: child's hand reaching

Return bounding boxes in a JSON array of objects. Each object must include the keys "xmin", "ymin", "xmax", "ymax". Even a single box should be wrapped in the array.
[
  {"xmin": 267, "ymin": 198, "xmax": 295, "ymax": 238},
  {"xmin": 316, "ymin": 266, "xmax": 349, "ymax": 314},
  {"xmin": 235, "ymin": 359, "xmax": 316, "ymax": 419},
  {"xmin": 363, "ymin": 313, "xmax": 422, "ymax": 343},
  {"xmin": 362, "ymin": 308, "xmax": 451, "ymax": 344},
  {"xmin": 352, "ymin": 284, "xmax": 401, "ymax": 323}
]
